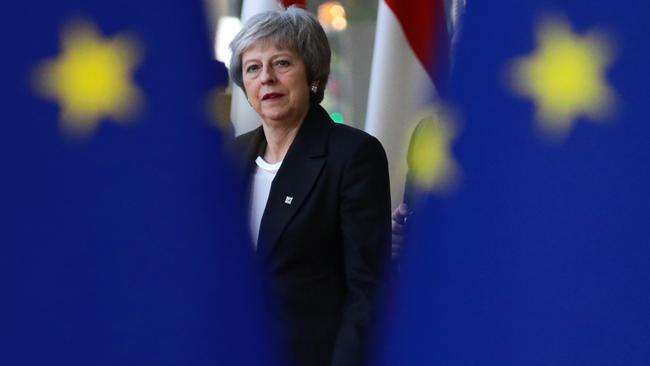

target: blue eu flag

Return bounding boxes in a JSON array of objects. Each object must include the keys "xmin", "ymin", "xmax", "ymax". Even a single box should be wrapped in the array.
[
  {"xmin": 377, "ymin": 0, "xmax": 650, "ymax": 364},
  {"xmin": 1, "ymin": 2, "xmax": 276, "ymax": 365}
]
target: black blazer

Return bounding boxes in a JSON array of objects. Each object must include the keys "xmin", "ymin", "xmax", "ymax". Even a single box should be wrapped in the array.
[{"xmin": 232, "ymin": 105, "xmax": 391, "ymax": 366}]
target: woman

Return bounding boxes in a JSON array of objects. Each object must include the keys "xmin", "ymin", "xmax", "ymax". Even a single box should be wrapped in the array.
[{"xmin": 229, "ymin": 7, "xmax": 391, "ymax": 366}]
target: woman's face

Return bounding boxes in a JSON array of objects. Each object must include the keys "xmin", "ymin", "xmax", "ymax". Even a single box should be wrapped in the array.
[{"xmin": 241, "ymin": 41, "xmax": 311, "ymax": 127}]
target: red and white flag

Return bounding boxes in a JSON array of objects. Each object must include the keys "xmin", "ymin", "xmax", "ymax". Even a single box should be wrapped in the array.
[{"xmin": 365, "ymin": 0, "xmax": 450, "ymax": 208}]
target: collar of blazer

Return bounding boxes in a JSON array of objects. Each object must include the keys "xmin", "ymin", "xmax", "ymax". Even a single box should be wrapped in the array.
[{"xmin": 245, "ymin": 104, "xmax": 332, "ymax": 258}]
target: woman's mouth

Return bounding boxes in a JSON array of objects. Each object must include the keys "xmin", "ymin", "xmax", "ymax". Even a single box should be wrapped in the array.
[{"xmin": 262, "ymin": 93, "xmax": 283, "ymax": 101}]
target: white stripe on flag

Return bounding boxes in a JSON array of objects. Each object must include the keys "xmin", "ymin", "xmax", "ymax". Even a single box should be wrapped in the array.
[{"xmin": 365, "ymin": 1, "xmax": 438, "ymax": 209}]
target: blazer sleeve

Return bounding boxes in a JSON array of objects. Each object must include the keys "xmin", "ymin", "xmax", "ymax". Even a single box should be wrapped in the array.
[{"xmin": 331, "ymin": 135, "xmax": 392, "ymax": 366}]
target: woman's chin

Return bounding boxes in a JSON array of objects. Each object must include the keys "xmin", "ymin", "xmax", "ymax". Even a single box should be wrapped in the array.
[{"xmin": 260, "ymin": 109, "xmax": 305, "ymax": 128}]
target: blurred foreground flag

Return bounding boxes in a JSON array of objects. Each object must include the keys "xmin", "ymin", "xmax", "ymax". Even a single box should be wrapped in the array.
[
  {"xmin": 0, "ymin": 1, "xmax": 276, "ymax": 365},
  {"xmin": 375, "ymin": 1, "xmax": 650, "ymax": 365}
]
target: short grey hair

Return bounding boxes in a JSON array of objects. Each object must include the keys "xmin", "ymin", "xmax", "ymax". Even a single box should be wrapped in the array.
[{"xmin": 229, "ymin": 6, "xmax": 331, "ymax": 104}]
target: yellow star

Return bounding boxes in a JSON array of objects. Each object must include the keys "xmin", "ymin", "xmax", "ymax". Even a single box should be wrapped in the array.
[
  {"xmin": 509, "ymin": 17, "xmax": 616, "ymax": 139},
  {"xmin": 407, "ymin": 108, "xmax": 460, "ymax": 194},
  {"xmin": 33, "ymin": 20, "xmax": 142, "ymax": 136}
]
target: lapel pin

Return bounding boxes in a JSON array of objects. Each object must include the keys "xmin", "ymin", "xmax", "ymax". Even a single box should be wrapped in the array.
[{"xmin": 284, "ymin": 196, "xmax": 293, "ymax": 205}]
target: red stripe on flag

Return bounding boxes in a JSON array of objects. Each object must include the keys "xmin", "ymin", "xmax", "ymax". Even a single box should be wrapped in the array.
[
  {"xmin": 385, "ymin": 0, "xmax": 449, "ymax": 84},
  {"xmin": 281, "ymin": 0, "xmax": 306, "ymax": 8}
]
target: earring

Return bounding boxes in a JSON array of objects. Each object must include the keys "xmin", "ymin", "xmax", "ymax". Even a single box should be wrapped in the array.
[{"xmin": 310, "ymin": 84, "xmax": 318, "ymax": 93}]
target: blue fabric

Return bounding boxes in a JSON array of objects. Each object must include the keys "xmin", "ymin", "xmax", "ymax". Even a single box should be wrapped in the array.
[
  {"xmin": 1, "ymin": 2, "xmax": 276, "ymax": 365},
  {"xmin": 376, "ymin": 1, "xmax": 650, "ymax": 364}
]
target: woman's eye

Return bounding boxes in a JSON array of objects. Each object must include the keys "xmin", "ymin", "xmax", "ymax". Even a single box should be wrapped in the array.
[
  {"xmin": 275, "ymin": 60, "xmax": 290, "ymax": 67},
  {"xmin": 245, "ymin": 65, "xmax": 260, "ymax": 73}
]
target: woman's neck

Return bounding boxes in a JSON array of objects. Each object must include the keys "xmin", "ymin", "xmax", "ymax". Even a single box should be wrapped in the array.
[{"xmin": 261, "ymin": 119, "xmax": 303, "ymax": 164}]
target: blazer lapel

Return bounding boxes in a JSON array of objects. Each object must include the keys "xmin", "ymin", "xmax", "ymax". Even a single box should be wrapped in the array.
[{"xmin": 257, "ymin": 105, "xmax": 332, "ymax": 258}]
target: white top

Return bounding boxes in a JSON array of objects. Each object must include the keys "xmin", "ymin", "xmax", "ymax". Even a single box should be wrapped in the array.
[{"xmin": 249, "ymin": 156, "xmax": 282, "ymax": 248}]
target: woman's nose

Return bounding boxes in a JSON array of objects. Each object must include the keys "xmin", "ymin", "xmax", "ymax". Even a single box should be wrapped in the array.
[{"xmin": 261, "ymin": 66, "xmax": 276, "ymax": 84}]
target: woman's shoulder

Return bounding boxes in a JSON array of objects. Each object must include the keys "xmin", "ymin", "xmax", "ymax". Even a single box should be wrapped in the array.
[
  {"xmin": 233, "ymin": 126, "xmax": 260, "ymax": 144},
  {"xmin": 331, "ymin": 123, "xmax": 383, "ymax": 149},
  {"xmin": 231, "ymin": 126, "xmax": 263, "ymax": 153},
  {"xmin": 328, "ymin": 123, "xmax": 387, "ymax": 162}
]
